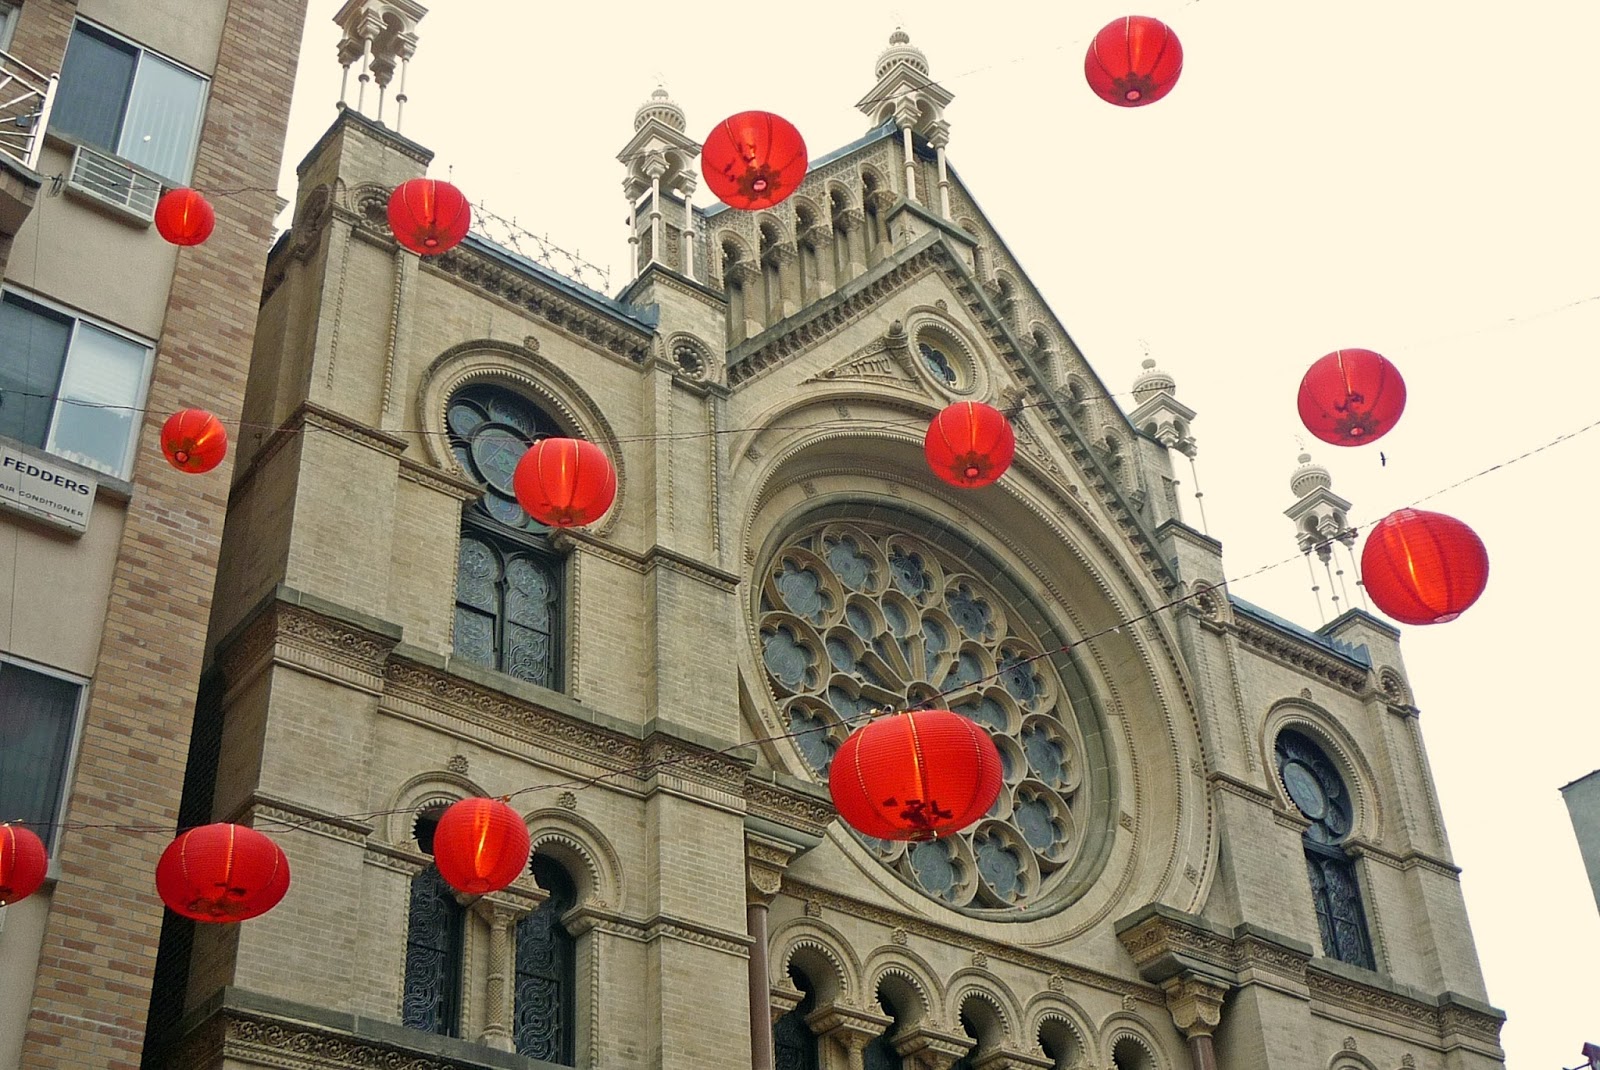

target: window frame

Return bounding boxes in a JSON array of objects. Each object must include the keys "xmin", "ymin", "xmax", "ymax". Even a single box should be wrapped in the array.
[
  {"xmin": 0, "ymin": 652, "xmax": 90, "ymax": 863},
  {"xmin": 0, "ymin": 5, "xmax": 19, "ymax": 53},
  {"xmin": 51, "ymin": 18, "xmax": 211, "ymax": 186},
  {"xmin": 0, "ymin": 287, "xmax": 156, "ymax": 480}
]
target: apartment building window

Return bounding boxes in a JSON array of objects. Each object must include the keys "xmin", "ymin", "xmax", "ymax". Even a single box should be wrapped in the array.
[
  {"xmin": 0, "ymin": 291, "xmax": 153, "ymax": 479},
  {"xmin": 51, "ymin": 21, "xmax": 208, "ymax": 184},
  {"xmin": 0, "ymin": 658, "xmax": 87, "ymax": 855},
  {"xmin": 0, "ymin": 5, "xmax": 19, "ymax": 53}
]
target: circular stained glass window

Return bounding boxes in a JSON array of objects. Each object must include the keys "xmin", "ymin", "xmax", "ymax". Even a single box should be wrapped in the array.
[
  {"xmin": 447, "ymin": 386, "xmax": 562, "ymax": 533},
  {"xmin": 757, "ymin": 520, "xmax": 1095, "ymax": 916}
]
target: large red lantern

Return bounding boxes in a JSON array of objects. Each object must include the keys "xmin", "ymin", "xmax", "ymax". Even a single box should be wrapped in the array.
[
  {"xmin": 1297, "ymin": 349, "xmax": 1407, "ymax": 446},
  {"xmin": 924, "ymin": 402, "xmax": 1016, "ymax": 488},
  {"xmin": 1085, "ymin": 16, "xmax": 1184, "ymax": 107},
  {"xmin": 0, "ymin": 825, "xmax": 48, "ymax": 905},
  {"xmin": 432, "ymin": 797, "xmax": 530, "ymax": 896},
  {"xmin": 1361, "ymin": 509, "xmax": 1489, "ymax": 625},
  {"xmin": 154, "ymin": 188, "xmax": 216, "ymax": 246},
  {"xmin": 160, "ymin": 408, "xmax": 229, "ymax": 473},
  {"xmin": 829, "ymin": 710, "xmax": 1003, "ymax": 841},
  {"xmin": 701, "ymin": 111, "xmax": 808, "ymax": 211},
  {"xmin": 387, "ymin": 178, "xmax": 472, "ymax": 255},
  {"xmin": 512, "ymin": 438, "xmax": 617, "ymax": 527},
  {"xmin": 156, "ymin": 824, "xmax": 290, "ymax": 923}
]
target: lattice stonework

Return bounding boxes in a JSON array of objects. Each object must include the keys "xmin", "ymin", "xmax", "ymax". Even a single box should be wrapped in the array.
[{"xmin": 757, "ymin": 521, "xmax": 1091, "ymax": 915}]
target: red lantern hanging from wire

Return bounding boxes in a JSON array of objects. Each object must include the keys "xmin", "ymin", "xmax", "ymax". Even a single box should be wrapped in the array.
[
  {"xmin": 512, "ymin": 437, "xmax": 617, "ymax": 528},
  {"xmin": 431, "ymin": 797, "xmax": 530, "ymax": 896},
  {"xmin": 160, "ymin": 408, "xmax": 229, "ymax": 473},
  {"xmin": 387, "ymin": 177, "xmax": 472, "ymax": 255},
  {"xmin": 0, "ymin": 824, "xmax": 48, "ymax": 905},
  {"xmin": 829, "ymin": 709, "xmax": 1003, "ymax": 841},
  {"xmin": 154, "ymin": 188, "xmax": 216, "ymax": 246},
  {"xmin": 701, "ymin": 111, "xmax": 809, "ymax": 211},
  {"xmin": 156, "ymin": 824, "xmax": 290, "ymax": 923},
  {"xmin": 1361, "ymin": 509, "xmax": 1489, "ymax": 625},
  {"xmin": 1085, "ymin": 16, "xmax": 1184, "ymax": 107},
  {"xmin": 1297, "ymin": 349, "xmax": 1407, "ymax": 447},
  {"xmin": 924, "ymin": 401, "xmax": 1016, "ymax": 488}
]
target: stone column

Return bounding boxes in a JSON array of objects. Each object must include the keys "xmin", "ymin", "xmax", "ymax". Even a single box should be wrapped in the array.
[
  {"xmin": 746, "ymin": 832, "xmax": 802, "ymax": 1070},
  {"xmin": 472, "ymin": 893, "xmax": 541, "ymax": 1051},
  {"xmin": 813, "ymin": 1006, "xmax": 894, "ymax": 1070},
  {"xmin": 1161, "ymin": 973, "xmax": 1230, "ymax": 1070},
  {"xmin": 834, "ymin": 208, "xmax": 866, "ymax": 280}
]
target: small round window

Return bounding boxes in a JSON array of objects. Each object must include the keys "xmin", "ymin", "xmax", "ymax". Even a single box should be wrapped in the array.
[
  {"xmin": 447, "ymin": 385, "xmax": 562, "ymax": 531},
  {"xmin": 911, "ymin": 325, "xmax": 976, "ymax": 394}
]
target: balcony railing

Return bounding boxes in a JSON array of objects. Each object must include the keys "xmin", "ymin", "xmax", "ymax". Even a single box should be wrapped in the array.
[{"xmin": 0, "ymin": 48, "xmax": 55, "ymax": 171}]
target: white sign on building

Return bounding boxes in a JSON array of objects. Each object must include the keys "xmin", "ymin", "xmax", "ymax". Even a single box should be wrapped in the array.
[{"xmin": 0, "ymin": 445, "xmax": 97, "ymax": 534}]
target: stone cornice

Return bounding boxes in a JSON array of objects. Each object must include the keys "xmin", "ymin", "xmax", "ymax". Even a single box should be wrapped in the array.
[
  {"xmin": 397, "ymin": 457, "xmax": 483, "ymax": 501},
  {"xmin": 1113, "ymin": 905, "xmax": 1504, "ymax": 1051},
  {"xmin": 214, "ymin": 591, "xmax": 402, "ymax": 703},
  {"xmin": 786, "ymin": 880, "xmax": 1164, "ymax": 1005},
  {"xmin": 226, "ymin": 793, "xmax": 375, "ymax": 845},
  {"xmin": 421, "ymin": 244, "xmax": 653, "ymax": 366},
  {"xmin": 1230, "ymin": 613, "xmax": 1371, "ymax": 695},
  {"xmin": 617, "ymin": 261, "xmax": 728, "ymax": 312},
  {"xmin": 551, "ymin": 529, "xmax": 740, "ymax": 591}
]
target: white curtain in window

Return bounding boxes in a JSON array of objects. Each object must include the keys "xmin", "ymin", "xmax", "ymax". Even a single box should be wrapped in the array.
[
  {"xmin": 49, "ymin": 323, "xmax": 147, "ymax": 476},
  {"xmin": 120, "ymin": 52, "xmax": 205, "ymax": 183}
]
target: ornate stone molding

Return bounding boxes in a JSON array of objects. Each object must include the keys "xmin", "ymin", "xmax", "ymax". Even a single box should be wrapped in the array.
[
  {"xmin": 747, "ymin": 830, "xmax": 804, "ymax": 904},
  {"xmin": 397, "ymin": 457, "xmax": 483, "ymax": 501},
  {"xmin": 216, "ymin": 597, "xmax": 401, "ymax": 702},
  {"xmin": 421, "ymin": 244, "xmax": 653, "ymax": 365},
  {"xmin": 229, "ymin": 794, "xmax": 375, "ymax": 845},
  {"xmin": 1161, "ymin": 974, "xmax": 1230, "ymax": 1039},
  {"xmin": 1231, "ymin": 614, "xmax": 1370, "ymax": 695},
  {"xmin": 744, "ymin": 776, "xmax": 835, "ymax": 839}
]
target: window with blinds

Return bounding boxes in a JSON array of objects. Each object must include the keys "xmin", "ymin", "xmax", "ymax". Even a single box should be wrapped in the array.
[
  {"xmin": 51, "ymin": 21, "xmax": 208, "ymax": 185},
  {"xmin": 0, "ymin": 291, "xmax": 152, "ymax": 479}
]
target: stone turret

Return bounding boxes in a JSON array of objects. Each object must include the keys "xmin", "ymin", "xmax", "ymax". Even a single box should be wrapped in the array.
[
  {"xmin": 857, "ymin": 29, "xmax": 955, "ymax": 216},
  {"xmin": 335, "ymin": 0, "xmax": 426, "ymax": 131},
  {"xmin": 618, "ymin": 87, "xmax": 702, "ymax": 280}
]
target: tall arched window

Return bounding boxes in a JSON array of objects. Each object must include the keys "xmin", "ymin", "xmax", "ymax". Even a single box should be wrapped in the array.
[
  {"xmin": 772, "ymin": 967, "xmax": 820, "ymax": 1070},
  {"xmin": 1276, "ymin": 729, "xmax": 1376, "ymax": 969},
  {"xmin": 513, "ymin": 854, "xmax": 578, "ymax": 1063},
  {"xmin": 448, "ymin": 385, "xmax": 563, "ymax": 689},
  {"xmin": 402, "ymin": 807, "xmax": 465, "ymax": 1036}
]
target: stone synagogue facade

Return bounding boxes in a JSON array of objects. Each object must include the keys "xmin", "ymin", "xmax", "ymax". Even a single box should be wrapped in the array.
[{"xmin": 130, "ymin": 13, "xmax": 1505, "ymax": 1070}]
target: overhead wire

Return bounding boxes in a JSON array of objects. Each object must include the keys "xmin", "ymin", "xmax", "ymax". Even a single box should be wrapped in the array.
[{"xmin": 13, "ymin": 407, "xmax": 1598, "ymax": 841}]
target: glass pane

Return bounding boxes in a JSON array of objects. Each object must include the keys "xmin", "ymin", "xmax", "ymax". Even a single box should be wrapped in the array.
[
  {"xmin": 0, "ymin": 662, "xmax": 82, "ymax": 853},
  {"xmin": 0, "ymin": 295, "xmax": 71, "ymax": 450},
  {"xmin": 49, "ymin": 322, "xmax": 147, "ymax": 476},
  {"xmin": 51, "ymin": 24, "xmax": 135, "ymax": 153},
  {"xmin": 120, "ymin": 52, "xmax": 205, "ymax": 183}
]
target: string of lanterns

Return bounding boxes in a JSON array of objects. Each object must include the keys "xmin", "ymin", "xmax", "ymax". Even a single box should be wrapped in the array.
[{"xmin": 65, "ymin": 11, "xmax": 1510, "ymax": 917}]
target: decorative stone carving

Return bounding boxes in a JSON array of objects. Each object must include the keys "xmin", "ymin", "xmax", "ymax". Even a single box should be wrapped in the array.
[
  {"xmin": 1161, "ymin": 974, "xmax": 1230, "ymax": 1038},
  {"xmin": 445, "ymin": 754, "xmax": 469, "ymax": 774}
]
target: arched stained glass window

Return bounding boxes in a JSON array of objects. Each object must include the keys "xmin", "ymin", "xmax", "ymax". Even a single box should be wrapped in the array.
[
  {"xmin": 449, "ymin": 385, "xmax": 564, "ymax": 689},
  {"xmin": 402, "ymin": 808, "xmax": 464, "ymax": 1037},
  {"xmin": 772, "ymin": 968, "xmax": 820, "ymax": 1070},
  {"xmin": 513, "ymin": 855, "xmax": 578, "ymax": 1064},
  {"xmin": 1276, "ymin": 730, "xmax": 1375, "ymax": 970}
]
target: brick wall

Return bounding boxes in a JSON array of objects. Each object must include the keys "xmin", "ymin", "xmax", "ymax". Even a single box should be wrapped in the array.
[{"xmin": 18, "ymin": 0, "xmax": 310, "ymax": 1066}]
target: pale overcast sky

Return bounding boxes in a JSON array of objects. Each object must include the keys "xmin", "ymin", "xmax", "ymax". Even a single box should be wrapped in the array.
[{"xmin": 276, "ymin": 2, "xmax": 1600, "ymax": 1064}]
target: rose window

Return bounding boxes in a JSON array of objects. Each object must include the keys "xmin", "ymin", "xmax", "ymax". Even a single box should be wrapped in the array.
[{"xmin": 757, "ymin": 521, "xmax": 1091, "ymax": 915}]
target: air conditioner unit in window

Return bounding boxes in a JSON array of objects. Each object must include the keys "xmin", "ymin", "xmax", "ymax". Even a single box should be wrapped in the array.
[{"xmin": 64, "ymin": 142, "xmax": 160, "ymax": 222}]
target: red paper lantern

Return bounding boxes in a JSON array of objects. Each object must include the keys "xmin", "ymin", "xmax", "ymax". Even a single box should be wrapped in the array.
[
  {"xmin": 432, "ymin": 797, "xmax": 530, "ymax": 896},
  {"xmin": 512, "ymin": 438, "xmax": 617, "ymax": 527},
  {"xmin": 160, "ymin": 408, "xmax": 228, "ymax": 473},
  {"xmin": 924, "ymin": 402, "xmax": 1016, "ymax": 488},
  {"xmin": 1361, "ymin": 509, "xmax": 1489, "ymax": 625},
  {"xmin": 387, "ymin": 178, "xmax": 472, "ymax": 255},
  {"xmin": 155, "ymin": 188, "xmax": 216, "ymax": 246},
  {"xmin": 156, "ymin": 824, "xmax": 290, "ymax": 922},
  {"xmin": 1085, "ymin": 16, "xmax": 1184, "ymax": 107},
  {"xmin": 701, "ymin": 111, "xmax": 808, "ymax": 211},
  {"xmin": 0, "ymin": 825, "xmax": 48, "ymax": 905},
  {"xmin": 1297, "ymin": 349, "xmax": 1407, "ymax": 446},
  {"xmin": 829, "ymin": 710, "xmax": 1003, "ymax": 841}
]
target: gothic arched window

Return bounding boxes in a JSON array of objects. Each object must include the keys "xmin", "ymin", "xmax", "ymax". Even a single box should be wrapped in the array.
[
  {"xmin": 402, "ymin": 807, "xmax": 465, "ymax": 1037},
  {"xmin": 1276, "ymin": 730, "xmax": 1375, "ymax": 969},
  {"xmin": 449, "ymin": 385, "xmax": 564, "ymax": 689},
  {"xmin": 772, "ymin": 967, "xmax": 820, "ymax": 1070},
  {"xmin": 513, "ymin": 854, "xmax": 577, "ymax": 1063}
]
